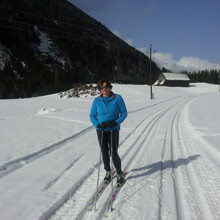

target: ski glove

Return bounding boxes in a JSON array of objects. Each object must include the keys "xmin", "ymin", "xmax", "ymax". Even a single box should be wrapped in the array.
[
  {"xmin": 108, "ymin": 120, "xmax": 118, "ymax": 128},
  {"xmin": 97, "ymin": 120, "xmax": 118, "ymax": 129},
  {"xmin": 97, "ymin": 121, "xmax": 109, "ymax": 129}
]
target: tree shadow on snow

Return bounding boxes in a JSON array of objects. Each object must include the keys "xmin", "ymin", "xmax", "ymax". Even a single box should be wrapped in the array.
[{"xmin": 128, "ymin": 154, "xmax": 200, "ymax": 180}]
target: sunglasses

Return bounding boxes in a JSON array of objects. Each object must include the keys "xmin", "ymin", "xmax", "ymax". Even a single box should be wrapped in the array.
[{"xmin": 100, "ymin": 85, "xmax": 110, "ymax": 89}]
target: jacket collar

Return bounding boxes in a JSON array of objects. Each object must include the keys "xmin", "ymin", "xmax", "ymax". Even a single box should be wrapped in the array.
[{"xmin": 98, "ymin": 92, "xmax": 115, "ymax": 99}]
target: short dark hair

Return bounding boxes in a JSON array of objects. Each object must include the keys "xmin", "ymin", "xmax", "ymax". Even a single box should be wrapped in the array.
[{"xmin": 97, "ymin": 79, "xmax": 112, "ymax": 91}]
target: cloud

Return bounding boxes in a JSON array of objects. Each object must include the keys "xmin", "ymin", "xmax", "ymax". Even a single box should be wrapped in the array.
[
  {"xmin": 113, "ymin": 32, "xmax": 220, "ymax": 73},
  {"xmin": 137, "ymin": 47, "xmax": 147, "ymax": 54},
  {"xmin": 112, "ymin": 30, "xmax": 122, "ymax": 38},
  {"xmin": 112, "ymin": 30, "xmax": 133, "ymax": 46},
  {"xmin": 152, "ymin": 52, "xmax": 181, "ymax": 72},
  {"xmin": 125, "ymin": 38, "xmax": 133, "ymax": 46},
  {"xmin": 178, "ymin": 56, "xmax": 220, "ymax": 72},
  {"xmin": 151, "ymin": 52, "xmax": 220, "ymax": 72}
]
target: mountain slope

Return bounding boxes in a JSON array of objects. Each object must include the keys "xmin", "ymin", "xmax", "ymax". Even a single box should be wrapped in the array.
[{"xmin": 0, "ymin": 0, "xmax": 161, "ymax": 98}]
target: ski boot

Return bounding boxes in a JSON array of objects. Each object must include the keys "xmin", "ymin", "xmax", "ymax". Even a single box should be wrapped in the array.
[
  {"xmin": 116, "ymin": 173, "xmax": 124, "ymax": 187},
  {"xmin": 104, "ymin": 171, "xmax": 111, "ymax": 184}
]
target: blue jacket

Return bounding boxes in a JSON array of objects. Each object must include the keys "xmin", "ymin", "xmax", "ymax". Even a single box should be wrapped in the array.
[{"xmin": 90, "ymin": 92, "xmax": 127, "ymax": 131}]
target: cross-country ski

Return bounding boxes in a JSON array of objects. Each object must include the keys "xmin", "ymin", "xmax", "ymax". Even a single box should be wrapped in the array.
[
  {"xmin": 87, "ymin": 170, "xmax": 117, "ymax": 211},
  {"xmin": 104, "ymin": 171, "xmax": 128, "ymax": 217}
]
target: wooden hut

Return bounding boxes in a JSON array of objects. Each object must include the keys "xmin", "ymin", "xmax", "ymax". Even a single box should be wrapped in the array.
[{"xmin": 154, "ymin": 72, "xmax": 190, "ymax": 87}]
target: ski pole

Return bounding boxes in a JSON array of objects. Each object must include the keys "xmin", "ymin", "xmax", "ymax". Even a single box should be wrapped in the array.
[
  {"xmin": 110, "ymin": 129, "xmax": 114, "ymax": 211},
  {"xmin": 95, "ymin": 130, "xmax": 103, "ymax": 211}
]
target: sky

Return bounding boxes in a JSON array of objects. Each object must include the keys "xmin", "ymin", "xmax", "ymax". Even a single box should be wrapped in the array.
[{"xmin": 69, "ymin": 0, "xmax": 220, "ymax": 72}]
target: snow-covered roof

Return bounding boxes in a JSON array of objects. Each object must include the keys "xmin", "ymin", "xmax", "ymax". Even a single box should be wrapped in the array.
[
  {"xmin": 162, "ymin": 72, "xmax": 190, "ymax": 81},
  {"xmin": 153, "ymin": 80, "xmax": 159, "ymax": 86},
  {"xmin": 160, "ymin": 79, "xmax": 165, "ymax": 85}
]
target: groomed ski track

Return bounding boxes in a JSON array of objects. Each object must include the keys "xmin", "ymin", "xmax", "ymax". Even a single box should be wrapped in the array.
[
  {"xmin": 0, "ymin": 91, "xmax": 219, "ymax": 220},
  {"xmin": 45, "ymin": 94, "xmax": 220, "ymax": 220}
]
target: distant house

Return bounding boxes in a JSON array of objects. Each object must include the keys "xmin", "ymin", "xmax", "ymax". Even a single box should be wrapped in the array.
[{"xmin": 154, "ymin": 72, "xmax": 190, "ymax": 87}]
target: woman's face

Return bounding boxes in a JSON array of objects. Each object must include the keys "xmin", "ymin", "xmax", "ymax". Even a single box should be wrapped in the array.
[{"xmin": 101, "ymin": 82, "xmax": 111, "ymax": 97}]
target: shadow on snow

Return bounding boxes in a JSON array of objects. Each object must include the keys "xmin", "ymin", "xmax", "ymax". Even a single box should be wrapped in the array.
[{"xmin": 128, "ymin": 154, "xmax": 200, "ymax": 180}]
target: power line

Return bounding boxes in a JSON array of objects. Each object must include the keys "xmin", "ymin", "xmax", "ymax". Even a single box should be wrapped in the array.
[
  {"xmin": 0, "ymin": 24, "xmax": 114, "ymax": 48},
  {"xmin": 0, "ymin": 5, "xmax": 149, "ymax": 60},
  {"xmin": 0, "ymin": 17, "xmax": 97, "ymax": 41},
  {"xmin": 0, "ymin": 5, "xmax": 106, "ymax": 35},
  {"xmin": 0, "ymin": 19, "xmax": 136, "ymax": 51},
  {"xmin": 0, "ymin": 5, "xmax": 129, "ymax": 48}
]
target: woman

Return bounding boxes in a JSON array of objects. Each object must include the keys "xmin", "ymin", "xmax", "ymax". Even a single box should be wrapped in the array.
[{"xmin": 90, "ymin": 79, "xmax": 127, "ymax": 186}]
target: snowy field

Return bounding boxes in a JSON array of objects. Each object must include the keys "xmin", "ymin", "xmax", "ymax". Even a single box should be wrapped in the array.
[{"xmin": 0, "ymin": 83, "xmax": 219, "ymax": 220}]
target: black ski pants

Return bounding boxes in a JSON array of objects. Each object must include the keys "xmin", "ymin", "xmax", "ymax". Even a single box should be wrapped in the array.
[{"xmin": 96, "ymin": 130, "xmax": 122, "ymax": 174}]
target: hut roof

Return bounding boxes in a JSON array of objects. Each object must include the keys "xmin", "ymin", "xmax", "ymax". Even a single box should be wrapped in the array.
[{"xmin": 162, "ymin": 72, "xmax": 190, "ymax": 81}]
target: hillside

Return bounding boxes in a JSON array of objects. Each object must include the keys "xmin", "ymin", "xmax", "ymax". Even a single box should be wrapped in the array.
[{"xmin": 0, "ymin": 0, "xmax": 161, "ymax": 98}]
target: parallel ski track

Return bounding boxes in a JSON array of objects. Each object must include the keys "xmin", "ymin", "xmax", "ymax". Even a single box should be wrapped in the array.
[
  {"xmin": 157, "ymin": 97, "xmax": 195, "ymax": 220},
  {"xmin": 46, "ymin": 97, "xmax": 182, "ymax": 220},
  {"xmin": 38, "ymin": 95, "xmax": 203, "ymax": 220},
  {"xmin": 0, "ymin": 96, "xmax": 184, "ymax": 220},
  {"xmin": 137, "ymin": 97, "xmax": 201, "ymax": 220},
  {"xmin": 0, "ymin": 96, "xmax": 177, "ymax": 180},
  {"xmin": 85, "ymin": 102, "xmax": 180, "ymax": 220},
  {"xmin": 48, "ymin": 95, "xmax": 196, "ymax": 220},
  {"xmin": 170, "ymin": 97, "xmax": 220, "ymax": 220},
  {"xmin": 142, "ymin": 97, "xmax": 195, "ymax": 220},
  {"xmin": 112, "ymin": 94, "xmax": 220, "ymax": 220},
  {"xmin": 46, "ymin": 98, "xmax": 180, "ymax": 220},
  {"xmin": 0, "ymin": 126, "xmax": 93, "ymax": 178},
  {"xmin": 105, "ymin": 96, "xmax": 199, "ymax": 220},
  {"xmin": 113, "ymin": 97, "xmax": 196, "ymax": 220},
  {"xmin": 96, "ymin": 96, "xmax": 198, "ymax": 220},
  {"xmin": 170, "ymin": 98, "xmax": 199, "ymax": 220},
  {"xmin": 144, "ymin": 95, "xmax": 220, "ymax": 220}
]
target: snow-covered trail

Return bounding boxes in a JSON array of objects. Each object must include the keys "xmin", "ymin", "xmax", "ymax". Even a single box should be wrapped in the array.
[
  {"xmin": 49, "ymin": 94, "xmax": 220, "ymax": 220},
  {"xmin": 0, "ymin": 84, "xmax": 219, "ymax": 220}
]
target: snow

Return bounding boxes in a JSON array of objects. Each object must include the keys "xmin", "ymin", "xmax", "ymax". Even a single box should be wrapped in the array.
[
  {"xmin": 31, "ymin": 26, "xmax": 67, "ymax": 69},
  {"xmin": 162, "ymin": 72, "xmax": 190, "ymax": 81},
  {"xmin": 0, "ymin": 43, "xmax": 11, "ymax": 71},
  {"xmin": 0, "ymin": 83, "xmax": 219, "ymax": 220}
]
